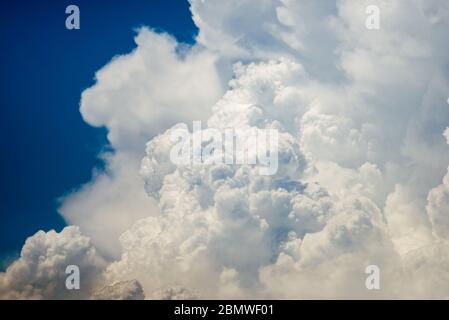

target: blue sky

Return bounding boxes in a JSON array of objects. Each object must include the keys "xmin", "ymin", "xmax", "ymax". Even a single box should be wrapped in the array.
[{"xmin": 0, "ymin": 0, "xmax": 197, "ymax": 266}]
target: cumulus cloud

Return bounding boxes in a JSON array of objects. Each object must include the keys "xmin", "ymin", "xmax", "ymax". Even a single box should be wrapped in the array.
[
  {"xmin": 426, "ymin": 167, "xmax": 449, "ymax": 240},
  {"xmin": 60, "ymin": 152, "xmax": 157, "ymax": 259},
  {"xmin": 59, "ymin": 28, "xmax": 225, "ymax": 259},
  {"xmin": 92, "ymin": 279, "xmax": 144, "ymax": 300},
  {"xmin": 0, "ymin": 227, "xmax": 105, "ymax": 299},
  {"xmin": 2, "ymin": 0, "xmax": 449, "ymax": 299},
  {"xmin": 80, "ymin": 28, "xmax": 224, "ymax": 151}
]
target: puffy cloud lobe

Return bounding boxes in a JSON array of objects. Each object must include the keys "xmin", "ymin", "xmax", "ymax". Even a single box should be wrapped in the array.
[
  {"xmin": 426, "ymin": 168, "xmax": 449, "ymax": 240},
  {"xmin": 299, "ymin": 110, "xmax": 376, "ymax": 167},
  {"xmin": 400, "ymin": 242, "xmax": 449, "ymax": 299},
  {"xmin": 259, "ymin": 197, "xmax": 401, "ymax": 299},
  {"xmin": 189, "ymin": 0, "xmax": 340, "ymax": 80},
  {"xmin": 80, "ymin": 28, "xmax": 224, "ymax": 151},
  {"xmin": 384, "ymin": 185, "xmax": 434, "ymax": 257},
  {"xmin": 92, "ymin": 280, "xmax": 145, "ymax": 300},
  {"xmin": 0, "ymin": 227, "xmax": 105, "ymax": 299}
]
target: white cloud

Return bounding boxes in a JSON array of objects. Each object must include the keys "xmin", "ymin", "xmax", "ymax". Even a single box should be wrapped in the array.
[
  {"xmin": 80, "ymin": 28, "xmax": 224, "ymax": 151},
  {"xmin": 189, "ymin": 0, "xmax": 340, "ymax": 80},
  {"xmin": 426, "ymin": 167, "xmax": 449, "ymax": 240},
  {"xmin": 384, "ymin": 184, "xmax": 434, "ymax": 257},
  {"xmin": 92, "ymin": 279, "xmax": 144, "ymax": 300},
  {"xmin": 400, "ymin": 242, "xmax": 449, "ymax": 299},
  {"xmin": 58, "ymin": 28, "xmax": 225, "ymax": 259},
  {"xmin": 60, "ymin": 152, "xmax": 158, "ymax": 259},
  {"xmin": 4, "ymin": 0, "xmax": 449, "ymax": 299},
  {"xmin": 0, "ymin": 227, "xmax": 105, "ymax": 299}
]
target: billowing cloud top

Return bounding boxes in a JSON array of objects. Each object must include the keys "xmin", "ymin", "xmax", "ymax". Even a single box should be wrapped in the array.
[{"xmin": 2, "ymin": 0, "xmax": 449, "ymax": 299}]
